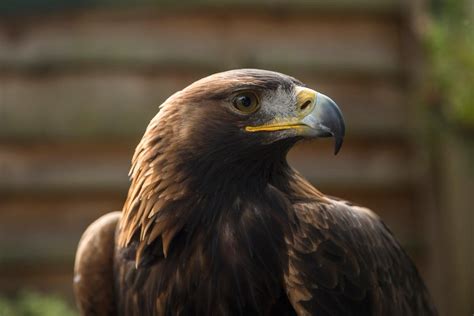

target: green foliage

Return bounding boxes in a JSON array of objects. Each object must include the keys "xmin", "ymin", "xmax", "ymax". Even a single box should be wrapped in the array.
[
  {"xmin": 0, "ymin": 292, "xmax": 77, "ymax": 316},
  {"xmin": 425, "ymin": 0, "xmax": 474, "ymax": 128}
]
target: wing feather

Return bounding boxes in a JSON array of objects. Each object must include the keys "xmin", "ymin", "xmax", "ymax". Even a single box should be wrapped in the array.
[
  {"xmin": 74, "ymin": 211, "xmax": 120, "ymax": 315},
  {"xmin": 285, "ymin": 199, "xmax": 437, "ymax": 316}
]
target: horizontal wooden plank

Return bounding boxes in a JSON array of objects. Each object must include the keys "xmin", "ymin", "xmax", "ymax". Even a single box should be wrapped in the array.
[
  {"xmin": 0, "ymin": 261, "xmax": 75, "ymax": 298},
  {"xmin": 0, "ymin": 144, "xmax": 133, "ymax": 193},
  {"xmin": 0, "ymin": 140, "xmax": 415, "ymax": 195},
  {"xmin": 288, "ymin": 140, "xmax": 415, "ymax": 189},
  {"xmin": 0, "ymin": 0, "xmax": 404, "ymax": 17},
  {"xmin": 0, "ymin": 195, "xmax": 122, "ymax": 264},
  {"xmin": 299, "ymin": 76, "xmax": 411, "ymax": 138},
  {"xmin": 0, "ymin": 73, "xmax": 410, "ymax": 140},
  {"xmin": 0, "ymin": 12, "xmax": 402, "ymax": 76}
]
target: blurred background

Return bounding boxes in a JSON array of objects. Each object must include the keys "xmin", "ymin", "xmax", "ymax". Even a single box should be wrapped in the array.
[{"xmin": 0, "ymin": 0, "xmax": 472, "ymax": 315}]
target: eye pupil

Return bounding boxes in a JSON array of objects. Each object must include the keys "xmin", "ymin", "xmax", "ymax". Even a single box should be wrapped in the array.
[{"xmin": 239, "ymin": 96, "xmax": 252, "ymax": 107}]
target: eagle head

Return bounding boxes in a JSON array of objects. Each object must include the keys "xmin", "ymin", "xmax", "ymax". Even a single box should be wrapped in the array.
[{"xmin": 152, "ymin": 69, "xmax": 345, "ymax": 163}]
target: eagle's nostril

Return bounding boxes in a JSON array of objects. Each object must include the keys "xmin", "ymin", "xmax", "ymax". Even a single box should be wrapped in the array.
[{"xmin": 300, "ymin": 100, "xmax": 312, "ymax": 111}]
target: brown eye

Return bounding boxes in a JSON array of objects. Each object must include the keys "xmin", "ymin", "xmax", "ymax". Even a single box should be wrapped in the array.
[{"xmin": 233, "ymin": 92, "xmax": 259, "ymax": 114}]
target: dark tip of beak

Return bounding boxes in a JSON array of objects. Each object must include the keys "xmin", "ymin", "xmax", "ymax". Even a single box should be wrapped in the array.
[
  {"xmin": 312, "ymin": 93, "xmax": 345, "ymax": 155},
  {"xmin": 329, "ymin": 102, "xmax": 345, "ymax": 155},
  {"xmin": 334, "ymin": 135, "xmax": 343, "ymax": 155}
]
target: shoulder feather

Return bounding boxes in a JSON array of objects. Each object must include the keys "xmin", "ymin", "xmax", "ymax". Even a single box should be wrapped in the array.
[
  {"xmin": 285, "ymin": 198, "xmax": 437, "ymax": 316},
  {"xmin": 74, "ymin": 211, "xmax": 121, "ymax": 316}
]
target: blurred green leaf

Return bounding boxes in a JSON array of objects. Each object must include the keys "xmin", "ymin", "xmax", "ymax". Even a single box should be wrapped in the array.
[
  {"xmin": 0, "ymin": 292, "xmax": 77, "ymax": 316},
  {"xmin": 425, "ymin": 0, "xmax": 474, "ymax": 128}
]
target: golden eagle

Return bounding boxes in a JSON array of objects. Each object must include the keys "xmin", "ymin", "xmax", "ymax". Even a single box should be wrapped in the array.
[{"xmin": 74, "ymin": 69, "xmax": 437, "ymax": 315}]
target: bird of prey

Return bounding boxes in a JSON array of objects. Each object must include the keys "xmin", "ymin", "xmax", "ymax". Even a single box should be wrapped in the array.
[{"xmin": 74, "ymin": 69, "xmax": 437, "ymax": 316}]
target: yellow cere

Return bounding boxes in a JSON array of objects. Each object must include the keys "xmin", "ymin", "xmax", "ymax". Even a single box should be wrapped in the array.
[{"xmin": 245, "ymin": 87, "xmax": 318, "ymax": 133}]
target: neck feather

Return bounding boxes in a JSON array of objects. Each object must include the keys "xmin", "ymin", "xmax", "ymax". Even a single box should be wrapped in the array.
[{"xmin": 118, "ymin": 117, "xmax": 324, "ymax": 262}]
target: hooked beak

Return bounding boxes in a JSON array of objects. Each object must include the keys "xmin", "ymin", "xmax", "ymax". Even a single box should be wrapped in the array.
[
  {"xmin": 245, "ymin": 87, "xmax": 345, "ymax": 154},
  {"xmin": 298, "ymin": 88, "xmax": 345, "ymax": 154}
]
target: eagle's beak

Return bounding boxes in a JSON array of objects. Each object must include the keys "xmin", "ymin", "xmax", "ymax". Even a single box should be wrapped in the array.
[
  {"xmin": 297, "ymin": 87, "xmax": 345, "ymax": 155},
  {"xmin": 245, "ymin": 87, "xmax": 345, "ymax": 155}
]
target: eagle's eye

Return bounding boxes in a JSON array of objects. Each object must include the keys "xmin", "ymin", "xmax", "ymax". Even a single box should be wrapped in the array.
[{"xmin": 232, "ymin": 92, "xmax": 259, "ymax": 114}]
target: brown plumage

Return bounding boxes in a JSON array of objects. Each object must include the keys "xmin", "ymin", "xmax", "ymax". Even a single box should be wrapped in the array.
[{"xmin": 74, "ymin": 69, "xmax": 437, "ymax": 315}]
